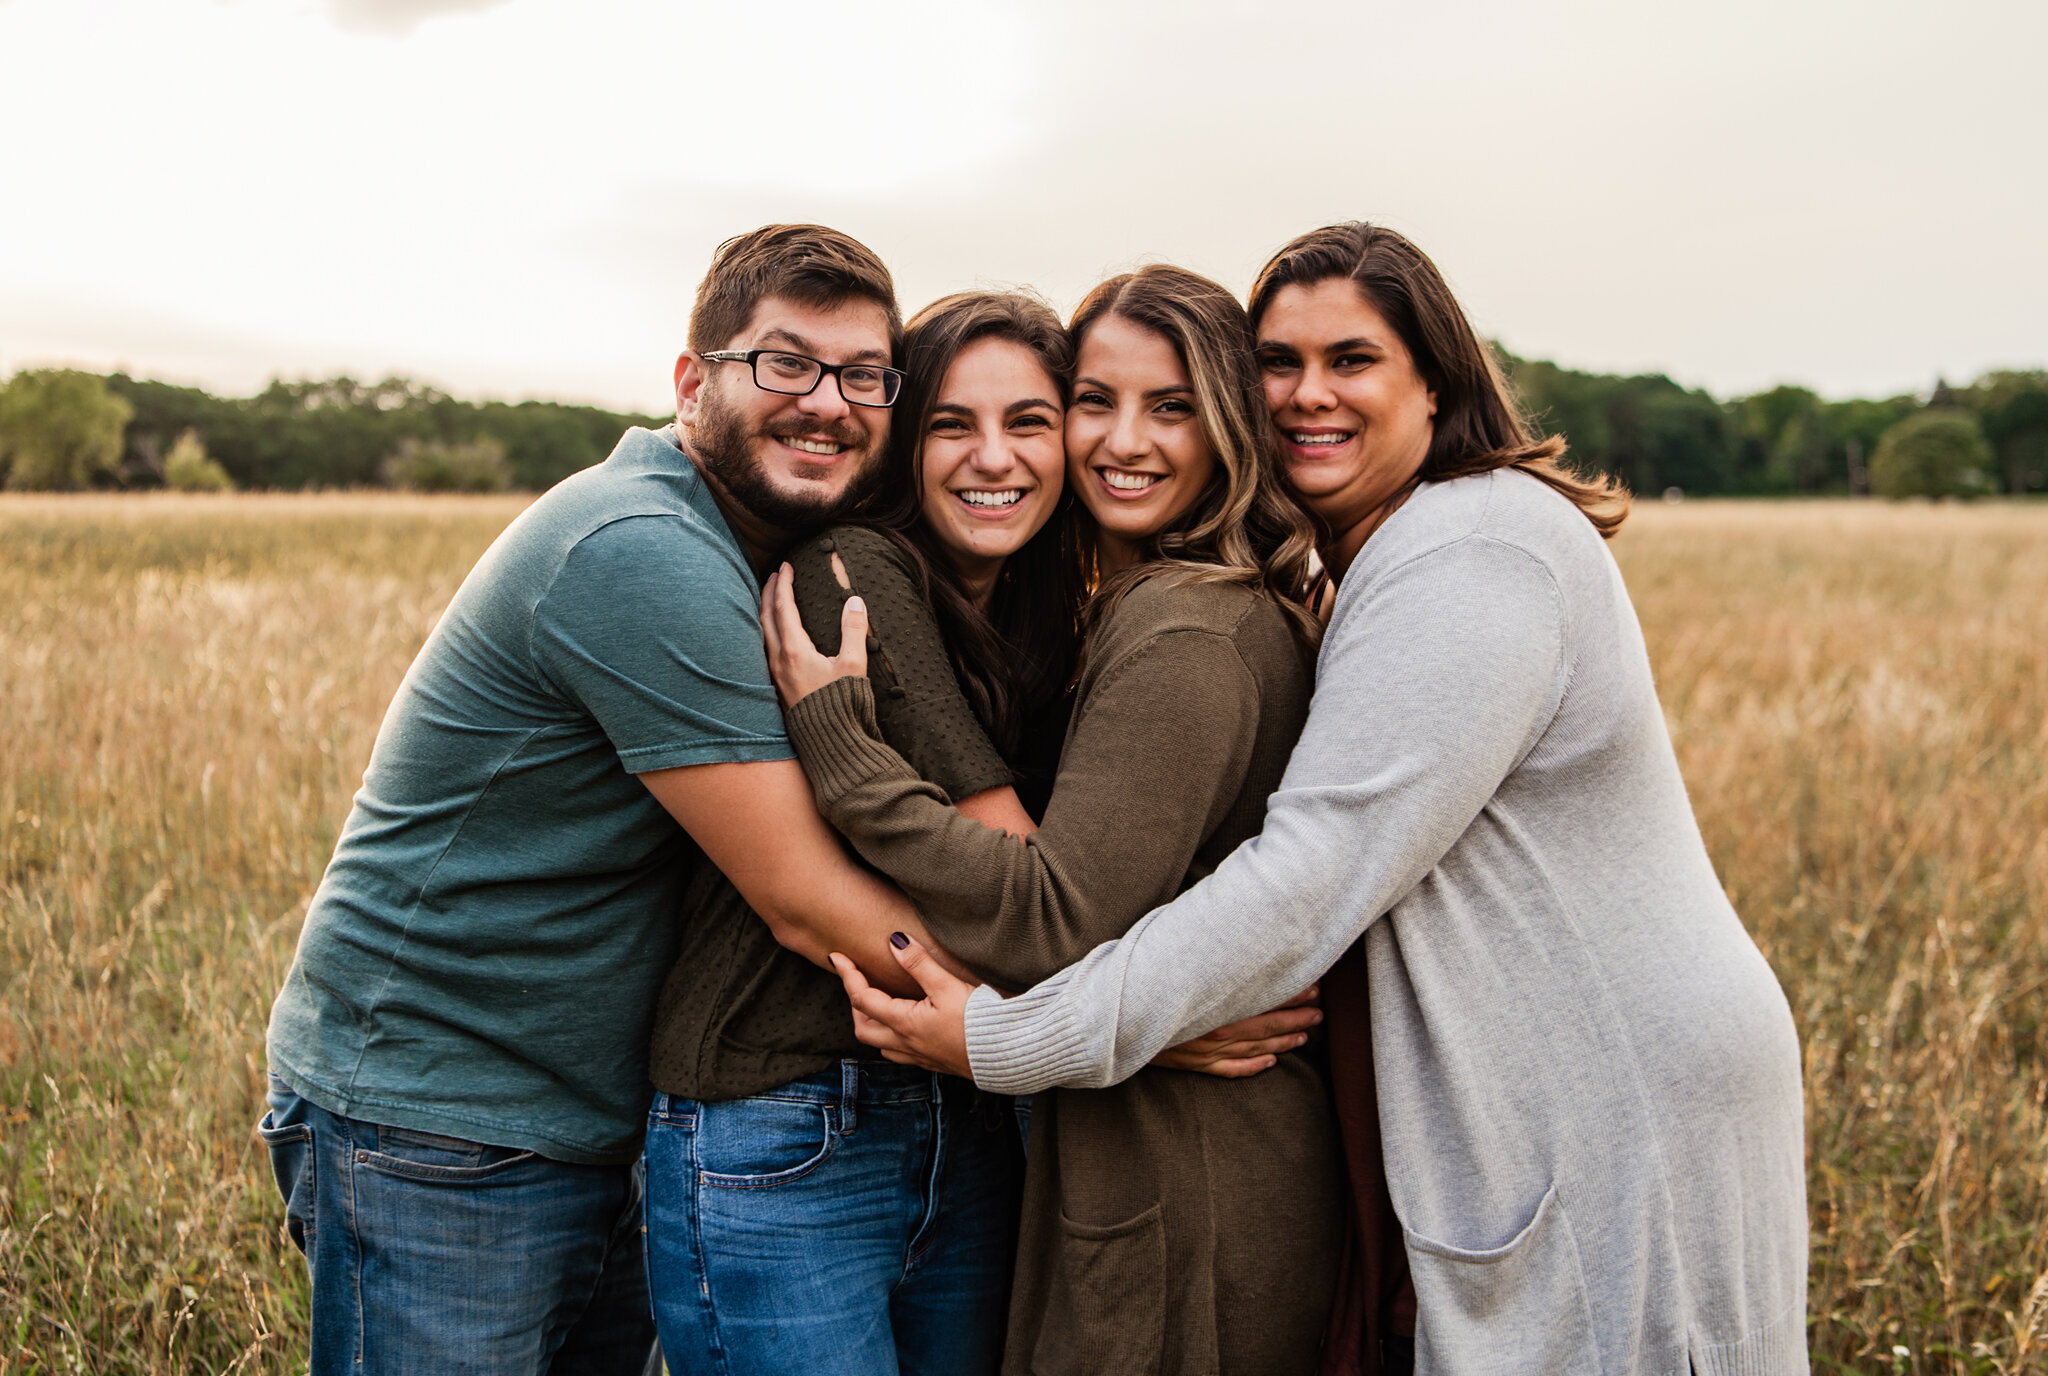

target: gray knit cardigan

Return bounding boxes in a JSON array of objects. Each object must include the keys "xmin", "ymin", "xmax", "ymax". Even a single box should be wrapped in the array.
[{"xmin": 964, "ymin": 470, "xmax": 1809, "ymax": 1376}]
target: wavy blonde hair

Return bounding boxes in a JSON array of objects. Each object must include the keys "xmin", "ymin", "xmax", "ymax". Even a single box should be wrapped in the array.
[{"xmin": 1067, "ymin": 265, "xmax": 1323, "ymax": 651}]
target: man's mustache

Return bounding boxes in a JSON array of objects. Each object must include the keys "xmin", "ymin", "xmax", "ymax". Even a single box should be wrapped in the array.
[{"xmin": 764, "ymin": 418, "xmax": 868, "ymax": 451}]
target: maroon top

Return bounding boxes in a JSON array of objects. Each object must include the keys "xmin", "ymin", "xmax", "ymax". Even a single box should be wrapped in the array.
[{"xmin": 1318, "ymin": 939, "xmax": 1418, "ymax": 1376}]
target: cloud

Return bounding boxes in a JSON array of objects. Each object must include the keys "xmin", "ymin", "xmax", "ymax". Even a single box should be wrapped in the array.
[{"xmin": 327, "ymin": 0, "xmax": 511, "ymax": 36}]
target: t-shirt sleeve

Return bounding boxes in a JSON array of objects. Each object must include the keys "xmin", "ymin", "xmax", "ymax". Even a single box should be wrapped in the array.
[
  {"xmin": 789, "ymin": 527, "xmax": 1014, "ymax": 803},
  {"xmin": 532, "ymin": 514, "xmax": 791, "ymax": 773}
]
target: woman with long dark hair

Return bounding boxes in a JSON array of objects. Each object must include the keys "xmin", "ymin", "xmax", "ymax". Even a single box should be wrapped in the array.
[
  {"xmin": 831, "ymin": 227, "xmax": 1811, "ymax": 1376},
  {"xmin": 792, "ymin": 290, "xmax": 1083, "ymax": 824},
  {"xmin": 762, "ymin": 264, "xmax": 1343, "ymax": 1375},
  {"xmin": 642, "ymin": 291, "xmax": 1079, "ymax": 1376}
]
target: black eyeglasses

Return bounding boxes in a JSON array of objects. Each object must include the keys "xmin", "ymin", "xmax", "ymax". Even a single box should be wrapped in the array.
[{"xmin": 702, "ymin": 349, "xmax": 904, "ymax": 408}]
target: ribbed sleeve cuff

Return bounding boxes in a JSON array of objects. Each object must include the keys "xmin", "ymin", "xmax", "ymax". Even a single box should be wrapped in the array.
[
  {"xmin": 783, "ymin": 675, "xmax": 910, "ymax": 807},
  {"xmin": 962, "ymin": 980, "xmax": 1109, "ymax": 1096}
]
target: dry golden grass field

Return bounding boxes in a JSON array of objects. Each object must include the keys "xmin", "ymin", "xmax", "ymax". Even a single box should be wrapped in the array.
[{"xmin": 3, "ymin": 493, "xmax": 2046, "ymax": 1374}]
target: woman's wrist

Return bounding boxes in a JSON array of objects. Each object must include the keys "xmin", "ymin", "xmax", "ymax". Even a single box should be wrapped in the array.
[{"xmin": 783, "ymin": 675, "xmax": 909, "ymax": 805}]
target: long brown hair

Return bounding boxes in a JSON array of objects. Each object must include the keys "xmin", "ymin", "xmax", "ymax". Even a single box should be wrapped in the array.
[
  {"xmin": 858, "ymin": 291, "xmax": 1081, "ymax": 755},
  {"xmin": 1248, "ymin": 223, "xmax": 1629, "ymax": 537},
  {"xmin": 1067, "ymin": 266, "xmax": 1323, "ymax": 648}
]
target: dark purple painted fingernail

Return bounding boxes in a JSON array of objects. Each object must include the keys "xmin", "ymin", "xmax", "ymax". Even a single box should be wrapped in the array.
[{"xmin": 889, "ymin": 932, "xmax": 909, "ymax": 950}]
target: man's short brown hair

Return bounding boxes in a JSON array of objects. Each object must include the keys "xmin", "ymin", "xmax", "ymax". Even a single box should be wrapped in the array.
[{"xmin": 687, "ymin": 224, "xmax": 902, "ymax": 358}]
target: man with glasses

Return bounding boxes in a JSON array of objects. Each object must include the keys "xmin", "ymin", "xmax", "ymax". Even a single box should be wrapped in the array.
[{"xmin": 260, "ymin": 225, "xmax": 960, "ymax": 1375}]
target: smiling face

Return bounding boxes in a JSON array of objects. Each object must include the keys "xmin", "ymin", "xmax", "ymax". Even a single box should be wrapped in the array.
[
  {"xmin": 1064, "ymin": 313, "xmax": 1217, "ymax": 572},
  {"xmin": 1257, "ymin": 278, "xmax": 1437, "ymax": 561},
  {"xmin": 676, "ymin": 293, "xmax": 895, "ymax": 540},
  {"xmin": 916, "ymin": 336, "xmax": 1066, "ymax": 600}
]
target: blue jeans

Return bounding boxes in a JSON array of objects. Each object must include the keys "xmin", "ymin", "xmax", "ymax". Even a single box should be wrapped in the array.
[
  {"xmin": 258, "ymin": 1074, "xmax": 659, "ymax": 1376},
  {"xmin": 644, "ymin": 1061, "xmax": 1022, "ymax": 1375}
]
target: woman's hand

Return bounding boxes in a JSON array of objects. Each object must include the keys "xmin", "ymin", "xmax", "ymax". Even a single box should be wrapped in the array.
[
  {"xmin": 829, "ymin": 932, "xmax": 974, "ymax": 1079},
  {"xmin": 1150, "ymin": 985, "xmax": 1323, "ymax": 1078},
  {"xmin": 761, "ymin": 562, "xmax": 868, "ymax": 710}
]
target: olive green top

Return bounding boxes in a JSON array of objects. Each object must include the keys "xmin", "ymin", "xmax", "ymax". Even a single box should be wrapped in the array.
[
  {"xmin": 784, "ymin": 574, "xmax": 1344, "ymax": 1376},
  {"xmin": 645, "ymin": 525, "xmax": 1014, "ymax": 1102}
]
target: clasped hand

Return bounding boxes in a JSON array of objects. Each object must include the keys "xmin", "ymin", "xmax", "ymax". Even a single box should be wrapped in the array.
[
  {"xmin": 831, "ymin": 935, "xmax": 1322, "ymax": 1082},
  {"xmin": 763, "ymin": 560, "xmax": 1326, "ymax": 1080}
]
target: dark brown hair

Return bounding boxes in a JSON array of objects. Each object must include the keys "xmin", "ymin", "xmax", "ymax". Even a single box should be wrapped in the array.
[
  {"xmin": 859, "ymin": 292, "xmax": 1081, "ymax": 754},
  {"xmin": 1249, "ymin": 222, "xmax": 1629, "ymax": 537},
  {"xmin": 688, "ymin": 224, "xmax": 902, "ymax": 357},
  {"xmin": 1068, "ymin": 266, "xmax": 1323, "ymax": 647}
]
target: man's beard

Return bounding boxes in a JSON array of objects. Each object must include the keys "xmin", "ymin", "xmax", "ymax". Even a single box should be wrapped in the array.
[{"xmin": 687, "ymin": 387, "xmax": 884, "ymax": 535}]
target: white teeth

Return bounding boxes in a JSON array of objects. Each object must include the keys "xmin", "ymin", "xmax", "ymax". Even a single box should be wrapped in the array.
[
  {"xmin": 785, "ymin": 438, "xmax": 844, "ymax": 455},
  {"xmin": 959, "ymin": 489, "xmax": 1023, "ymax": 508},
  {"xmin": 1290, "ymin": 432, "xmax": 1351, "ymax": 447},
  {"xmin": 1103, "ymin": 470, "xmax": 1161, "ymax": 490}
]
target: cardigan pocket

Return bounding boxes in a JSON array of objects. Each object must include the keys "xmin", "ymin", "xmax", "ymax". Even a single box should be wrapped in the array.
[
  {"xmin": 1033, "ymin": 1203, "xmax": 1168, "ymax": 1376},
  {"xmin": 1403, "ymin": 1182, "xmax": 1601, "ymax": 1375}
]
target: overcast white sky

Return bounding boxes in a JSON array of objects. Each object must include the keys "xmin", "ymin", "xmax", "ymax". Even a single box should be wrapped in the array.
[{"xmin": 2, "ymin": 0, "xmax": 2041, "ymax": 413}]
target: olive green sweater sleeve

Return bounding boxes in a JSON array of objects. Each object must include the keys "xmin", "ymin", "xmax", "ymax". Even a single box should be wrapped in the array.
[
  {"xmin": 787, "ymin": 526, "xmax": 1013, "ymax": 805},
  {"xmin": 783, "ymin": 623, "xmax": 1262, "ymax": 991}
]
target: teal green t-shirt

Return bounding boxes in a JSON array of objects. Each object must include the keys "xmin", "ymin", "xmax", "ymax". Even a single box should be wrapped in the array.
[{"xmin": 265, "ymin": 426, "xmax": 791, "ymax": 1163}]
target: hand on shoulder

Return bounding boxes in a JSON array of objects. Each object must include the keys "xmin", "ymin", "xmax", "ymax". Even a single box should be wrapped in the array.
[{"xmin": 761, "ymin": 563, "xmax": 868, "ymax": 709}]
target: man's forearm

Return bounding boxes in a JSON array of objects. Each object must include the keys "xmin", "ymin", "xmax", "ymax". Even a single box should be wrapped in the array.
[
  {"xmin": 757, "ymin": 861, "xmax": 974, "ymax": 997},
  {"xmin": 638, "ymin": 756, "xmax": 974, "ymax": 1001}
]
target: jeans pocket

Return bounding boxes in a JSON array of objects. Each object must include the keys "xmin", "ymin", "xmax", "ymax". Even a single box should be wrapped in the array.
[
  {"xmin": 1404, "ymin": 1182, "xmax": 1600, "ymax": 1375},
  {"xmin": 693, "ymin": 1096, "xmax": 838, "ymax": 1189},
  {"xmin": 355, "ymin": 1126, "xmax": 540, "ymax": 1184},
  {"xmin": 1033, "ymin": 1203, "xmax": 1167, "ymax": 1376},
  {"xmin": 256, "ymin": 1111, "xmax": 316, "ymax": 1254}
]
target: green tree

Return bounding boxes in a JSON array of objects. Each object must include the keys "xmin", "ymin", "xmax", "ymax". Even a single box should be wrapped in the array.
[
  {"xmin": 473, "ymin": 400, "xmax": 615, "ymax": 488},
  {"xmin": 1869, "ymin": 410, "xmax": 1997, "ymax": 499},
  {"xmin": 382, "ymin": 435, "xmax": 513, "ymax": 492},
  {"xmin": 1822, "ymin": 395, "xmax": 1919, "ymax": 494},
  {"xmin": 1728, "ymin": 386, "xmax": 1825, "ymax": 491},
  {"xmin": 0, "ymin": 368, "xmax": 134, "ymax": 490},
  {"xmin": 1511, "ymin": 355, "xmax": 1735, "ymax": 494},
  {"xmin": 163, "ymin": 429, "xmax": 236, "ymax": 492},
  {"xmin": 1965, "ymin": 370, "xmax": 2048, "ymax": 494},
  {"xmin": 107, "ymin": 373, "xmax": 239, "ymax": 487}
]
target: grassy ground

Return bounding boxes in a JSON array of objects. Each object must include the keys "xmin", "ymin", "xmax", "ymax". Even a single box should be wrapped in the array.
[{"xmin": 2, "ymin": 493, "xmax": 2044, "ymax": 1373}]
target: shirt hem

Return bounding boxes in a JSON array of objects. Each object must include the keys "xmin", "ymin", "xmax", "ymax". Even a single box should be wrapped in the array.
[
  {"xmin": 621, "ymin": 738, "xmax": 794, "ymax": 774},
  {"xmin": 265, "ymin": 1052, "xmax": 639, "ymax": 1166}
]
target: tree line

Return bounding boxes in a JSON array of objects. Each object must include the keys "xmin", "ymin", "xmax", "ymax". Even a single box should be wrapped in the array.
[
  {"xmin": 1, "ymin": 359, "xmax": 2043, "ymax": 498},
  {"xmin": 1506, "ymin": 358, "xmax": 2047, "ymax": 499},
  {"xmin": 0, "ymin": 372, "xmax": 665, "ymax": 494}
]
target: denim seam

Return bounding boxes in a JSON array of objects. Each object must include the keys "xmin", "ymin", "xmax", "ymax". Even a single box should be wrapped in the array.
[
  {"xmin": 539, "ymin": 1166, "xmax": 640, "ymax": 1372},
  {"xmin": 696, "ymin": 1105, "xmax": 841, "ymax": 1189},
  {"xmin": 341, "ymin": 1116, "xmax": 366, "ymax": 1368},
  {"xmin": 353, "ymin": 1148, "xmax": 542, "ymax": 1184},
  {"xmin": 902, "ymin": 1087, "xmax": 945, "ymax": 1267},
  {"xmin": 684, "ymin": 1119, "xmax": 734, "ymax": 1376},
  {"xmin": 256, "ymin": 1112, "xmax": 316, "ymax": 1254},
  {"xmin": 682, "ymin": 1089, "xmax": 935, "ymax": 1108}
]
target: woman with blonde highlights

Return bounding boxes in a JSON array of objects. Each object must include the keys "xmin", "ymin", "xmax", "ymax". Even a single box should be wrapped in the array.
[{"xmin": 764, "ymin": 264, "xmax": 1342, "ymax": 1374}]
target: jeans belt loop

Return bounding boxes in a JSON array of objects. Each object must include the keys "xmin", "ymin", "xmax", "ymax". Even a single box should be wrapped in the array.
[{"xmin": 839, "ymin": 1059, "xmax": 859, "ymax": 1136}]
